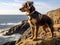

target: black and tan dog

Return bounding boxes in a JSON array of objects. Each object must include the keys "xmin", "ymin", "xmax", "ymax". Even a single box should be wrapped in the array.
[{"xmin": 19, "ymin": 1, "xmax": 54, "ymax": 40}]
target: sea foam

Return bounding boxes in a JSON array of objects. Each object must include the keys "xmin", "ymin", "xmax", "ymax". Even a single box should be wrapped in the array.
[
  {"xmin": 0, "ymin": 21, "xmax": 22, "ymax": 26},
  {"xmin": 0, "ymin": 29, "xmax": 21, "ymax": 45}
]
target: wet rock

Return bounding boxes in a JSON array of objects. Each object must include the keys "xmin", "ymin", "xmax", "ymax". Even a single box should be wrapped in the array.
[
  {"xmin": 4, "ymin": 20, "xmax": 30, "ymax": 35},
  {"xmin": 3, "ymin": 41, "xmax": 16, "ymax": 45}
]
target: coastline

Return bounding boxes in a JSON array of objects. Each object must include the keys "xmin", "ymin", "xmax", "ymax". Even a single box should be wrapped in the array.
[
  {"xmin": 0, "ymin": 20, "xmax": 29, "ymax": 45},
  {"xmin": 0, "ymin": 8, "xmax": 60, "ymax": 45},
  {"xmin": 0, "ymin": 28, "xmax": 21, "ymax": 45}
]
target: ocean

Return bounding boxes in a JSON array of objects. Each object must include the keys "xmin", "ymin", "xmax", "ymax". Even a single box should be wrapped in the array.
[
  {"xmin": 0, "ymin": 15, "xmax": 28, "ymax": 30},
  {"xmin": 0, "ymin": 15, "xmax": 28, "ymax": 44}
]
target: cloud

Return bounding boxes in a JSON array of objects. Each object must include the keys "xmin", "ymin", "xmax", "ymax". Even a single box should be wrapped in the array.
[
  {"xmin": 0, "ymin": 2, "xmax": 23, "ymax": 15},
  {"xmin": 14, "ymin": 0, "xmax": 20, "ymax": 2},
  {"xmin": 0, "ymin": 9, "xmax": 25, "ymax": 15},
  {"xmin": 0, "ymin": 2, "xmax": 21, "ymax": 8},
  {"xmin": 0, "ymin": 1, "xmax": 59, "ymax": 14},
  {"xmin": 14, "ymin": 0, "xmax": 26, "ymax": 3},
  {"xmin": 34, "ymin": 2, "xmax": 58, "ymax": 13},
  {"xmin": 35, "ymin": 2, "xmax": 52, "ymax": 8},
  {"xmin": 0, "ymin": 2, "xmax": 18, "ymax": 10}
]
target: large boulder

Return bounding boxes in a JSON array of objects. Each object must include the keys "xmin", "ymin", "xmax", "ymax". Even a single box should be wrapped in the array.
[
  {"xmin": 2, "ymin": 41, "xmax": 16, "ymax": 45},
  {"xmin": 4, "ymin": 20, "xmax": 30, "ymax": 35}
]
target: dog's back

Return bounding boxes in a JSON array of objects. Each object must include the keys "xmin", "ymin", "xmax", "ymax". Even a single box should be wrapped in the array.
[{"xmin": 39, "ymin": 15, "xmax": 53, "ymax": 26}]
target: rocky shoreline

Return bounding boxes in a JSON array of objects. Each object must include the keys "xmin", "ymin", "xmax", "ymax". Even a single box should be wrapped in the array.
[
  {"xmin": 0, "ymin": 8, "xmax": 60, "ymax": 45},
  {"xmin": 0, "ymin": 20, "xmax": 30, "ymax": 45},
  {"xmin": 1, "ymin": 20, "xmax": 60, "ymax": 45}
]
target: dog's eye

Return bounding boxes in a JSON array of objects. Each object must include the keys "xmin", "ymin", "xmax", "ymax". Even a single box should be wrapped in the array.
[
  {"xmin": 22, "ymin": 5, "xmax": 26, "ymax": 8},
  {"xmin": 25, "ymin": 4, "xmax": 27, "ymax": 8},
  {"xmin": 24, "ymin": 5, "xmax": 27, "ymax": 8},
  {"xmin": 23, "ymin": 5, "xmax": 27, "ymax": 8}
]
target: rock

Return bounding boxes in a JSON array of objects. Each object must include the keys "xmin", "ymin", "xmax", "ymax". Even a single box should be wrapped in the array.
[
  {"xmin": 17, "ymin": 26, "xmax": 52, "ymax": 42},
  {"xmin": 16, "ymin": 26, "xmax": 60, "ymax": 45},
  {"xmin": 16, "ymin": 38, "xmax": 60, "ymax": 45},
  {"xmin": 2, "ymin": 26, "xmax": 60, "ymax": 45},
  {"xmin": 0, "ymin": 29, "xmax": 9, "ymax": 35},
  {"xmin": 2, "ymin": 41, "xmax": 16, "ymax": 45},
  {"xmin": 4, "ymin": 20, "xmax": 30, "ymax": 35},
  {"xmin": 47, "ymin": 8, "xmax": 60, "ymax": 24}
]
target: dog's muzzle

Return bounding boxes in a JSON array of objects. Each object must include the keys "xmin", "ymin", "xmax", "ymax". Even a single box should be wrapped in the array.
[
  {"xmin": 19, "ymin": 8, "xmax": 26, "ymax": 12},
  {"xmin": 19, "ymin": 8, "xmax": 22, "ymax": 11}
]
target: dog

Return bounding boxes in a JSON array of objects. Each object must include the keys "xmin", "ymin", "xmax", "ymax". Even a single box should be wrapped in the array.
[{"xmin": 19, "ymin": 1, "xmax": 54, "ymax": 40}]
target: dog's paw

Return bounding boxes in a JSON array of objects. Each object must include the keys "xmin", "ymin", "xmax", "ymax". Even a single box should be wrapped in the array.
[{"xmin": 29, "ymin": 36, "xmax": 33, "ymax": 39}]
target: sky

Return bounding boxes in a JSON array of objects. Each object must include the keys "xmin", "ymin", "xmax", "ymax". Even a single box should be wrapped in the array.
[{"xmin": 0, "ymin": 0, "xmax": 60, "ymax": 15}]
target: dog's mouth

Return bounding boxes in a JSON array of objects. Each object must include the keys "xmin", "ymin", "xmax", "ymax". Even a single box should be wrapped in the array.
[{"xmin": 19, "ymin": 8, "xmax": 26, "ymax": 12}]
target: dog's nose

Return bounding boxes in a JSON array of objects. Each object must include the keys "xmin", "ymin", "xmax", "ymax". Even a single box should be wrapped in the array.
[{"xmin": 19, "ymin": 8, "xmax": 21, "ymax": 10}]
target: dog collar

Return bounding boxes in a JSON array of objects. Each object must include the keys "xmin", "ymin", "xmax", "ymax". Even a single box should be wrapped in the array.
[{"xmin": 27, "ymin": 11, "xmax": 36, "ymax": 16}]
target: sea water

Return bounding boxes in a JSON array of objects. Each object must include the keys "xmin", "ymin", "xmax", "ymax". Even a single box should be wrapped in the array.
[
  {"xmin": 0, "ymin": 15, "xmax": 28, "ymax": 44},
  {"xmin": 0, "ymin": 15, "xmax": 28, "ymax": 29}
]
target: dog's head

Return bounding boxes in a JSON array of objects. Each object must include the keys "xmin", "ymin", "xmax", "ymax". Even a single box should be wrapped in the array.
[{"xmin": 19, "ymin": 1, "xmax": 35, "ymax": 13}]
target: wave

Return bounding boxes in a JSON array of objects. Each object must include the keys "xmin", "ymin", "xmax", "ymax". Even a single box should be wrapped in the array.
[
  {"xmin": 0, "ymin": 33, "xmax": 21, "ymax": 44},
  {"xmin": 0, "ymin": 29, "xmax": 21, "ymax": 44},
  {"xmin": 0, "ymin": 22, "xmax": 22, "ymax": 26}
]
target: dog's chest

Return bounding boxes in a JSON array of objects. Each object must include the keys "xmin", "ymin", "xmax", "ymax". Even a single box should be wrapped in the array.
[{"xmin": 28, "ymin": 16, "xmax": 37, "ymax": 25}]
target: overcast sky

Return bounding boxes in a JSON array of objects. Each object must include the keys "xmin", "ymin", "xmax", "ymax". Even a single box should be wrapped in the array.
[{"xmin": 0, "ymin": 0, "xmax": 60, "ymax": 15}]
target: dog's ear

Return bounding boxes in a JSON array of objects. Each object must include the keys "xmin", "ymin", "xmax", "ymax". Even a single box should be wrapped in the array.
[
  {"xmin": 31, "ymin": 1, "xmax": 33, "ymax": 5},
  {"xmin": 27, "ymin": 1, "xmax": 33, "ymax": 9}
]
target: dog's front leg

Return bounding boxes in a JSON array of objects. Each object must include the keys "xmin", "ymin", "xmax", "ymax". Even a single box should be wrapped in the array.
[
  {"xmin": 29, "ymin": 26, "xmax": 35, "ymax": 39},
  {"xmin": 33, "ymin": 25, "xmax": 39, "ymax": 40}
]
